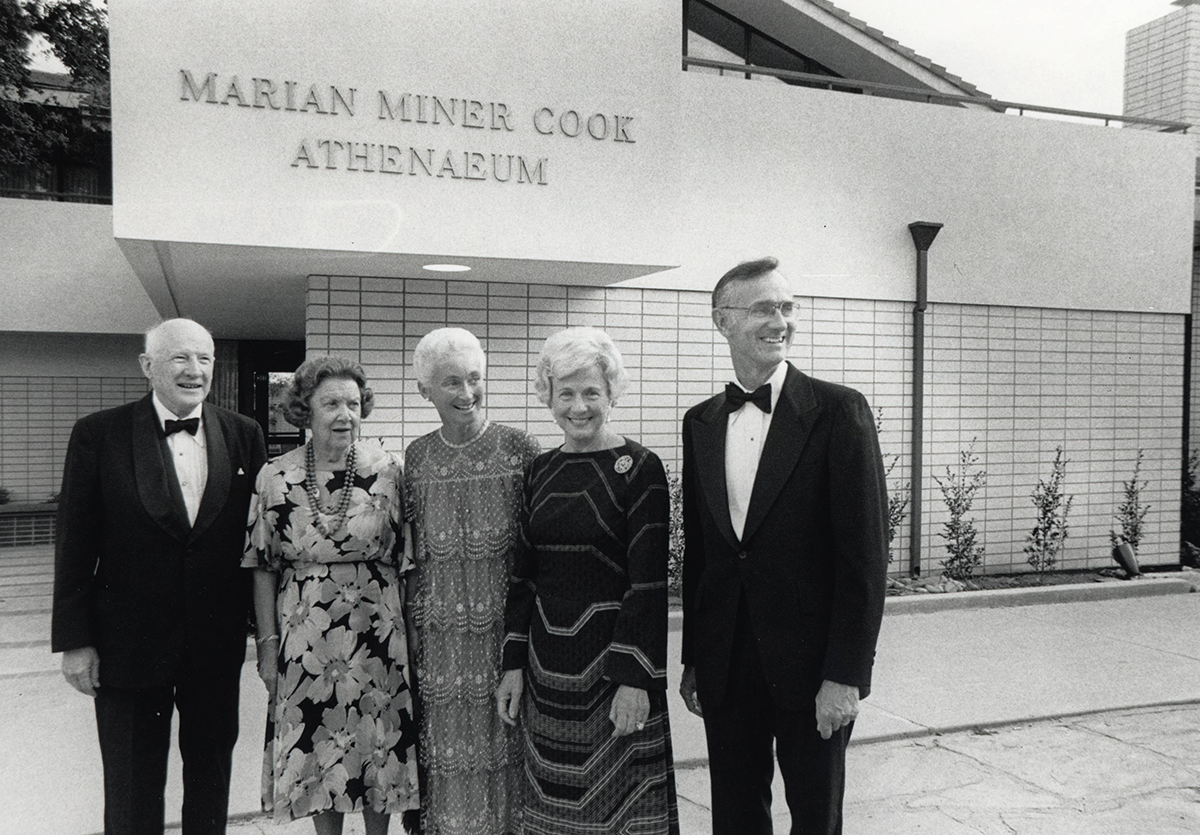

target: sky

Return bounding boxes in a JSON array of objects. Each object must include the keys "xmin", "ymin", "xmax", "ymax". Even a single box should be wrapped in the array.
[{"xmin": 834, "ymin": 0, "xmax": 1182, "ymax": 115}]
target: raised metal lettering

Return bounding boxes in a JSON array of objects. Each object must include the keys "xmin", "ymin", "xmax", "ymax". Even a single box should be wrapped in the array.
[
  {"xmin": 587, "ymin": 113, "xmax": 609, "ymax": 140},
  {"xmin": 252, "ymin": 78, "xmax": 279, "ymax": 110},
  {"xmin": 179, "ymin": 70, "xmax": 217, "ymax": 103},
  {"xmin": 533, "ymin": 107, "xmax": 554, "ymax": 135}
]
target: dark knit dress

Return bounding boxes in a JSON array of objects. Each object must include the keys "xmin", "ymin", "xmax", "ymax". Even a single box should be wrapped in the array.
[{"xmin": 502, "ymin": 439, "xmax": 679, "ymax": 835}]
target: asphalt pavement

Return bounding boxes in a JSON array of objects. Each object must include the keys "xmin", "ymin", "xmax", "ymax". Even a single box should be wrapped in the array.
[{"xmin": 2, "ymin": 544, "xmax": 1199, "ymax": 834}]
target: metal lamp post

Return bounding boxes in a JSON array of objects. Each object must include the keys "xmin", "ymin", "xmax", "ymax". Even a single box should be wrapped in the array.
[{"xmin": 908, "ymin": 221, "xmax": 942, "ymax": 577}]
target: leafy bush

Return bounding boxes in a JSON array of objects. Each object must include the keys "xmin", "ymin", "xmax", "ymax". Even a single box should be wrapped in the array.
[
  {"xmin": 1110, "ymin": 449, "xmax": 1150, "ymax": 553},
  {"xmin": 875, "ymin": 409, "xmax": 909, "ymax": 564},
  {"xmin": 934, "ymin": 440, "xmax": 986, "ymax": 580},
  {"xmin": 1024, "ymin": 446, "xmax": 1073, "ymax": 575},
  {"xmin": 665, "ymin": 465, "xmax": 683, "ymax": 598},
  {"xmin": 0, "ymin": 487, "xmax": 10, "ymax": 505}
]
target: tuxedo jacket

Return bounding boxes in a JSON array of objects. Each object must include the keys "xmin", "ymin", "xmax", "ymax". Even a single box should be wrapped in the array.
[
  {"xmin": 681, "ymin": 363, "xmax": 888, "ymax": 712},
  {"xmin": 51, "ymin": 394, "xmax": 268, "ymax": 688}
]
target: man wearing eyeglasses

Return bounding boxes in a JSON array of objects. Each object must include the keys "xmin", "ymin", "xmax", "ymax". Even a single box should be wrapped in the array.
[{"xmin": 679, "ymin": 256, "xmax": 889, "ymax": 834}]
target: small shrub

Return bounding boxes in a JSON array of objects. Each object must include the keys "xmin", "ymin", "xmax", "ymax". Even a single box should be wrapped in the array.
[
  {"xmin": 875, "ymin": 409, "xmax": 909, "ymax": 564},
  {"xmin": 0, "ymin": 487, "xmax": 10, "ymax": 505},
  {"xmin": 934, "ymin": 439, "xmax": 986, "ymax": 580},
  {"xmin": 1024, "ymin": 446, "xmax": 1073, "ymax": 575},
  {"xmin": 665, "ymin": 464, "xmax": 684, "ymax": 598},
  {"xmin": 1110, "ymin": 449, "xmax": 1150, "ymax": 553}
]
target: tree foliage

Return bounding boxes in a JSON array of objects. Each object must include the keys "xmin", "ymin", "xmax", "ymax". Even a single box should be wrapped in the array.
[{"xmin": 0, "ymin": 0, "xmax": 108, "ymax": 168}]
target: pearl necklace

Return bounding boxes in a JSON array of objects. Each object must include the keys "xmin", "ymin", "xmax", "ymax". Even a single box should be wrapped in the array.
[{"xmin": 305, "ymin": 440, "xmax": 356, "ymax": 536}]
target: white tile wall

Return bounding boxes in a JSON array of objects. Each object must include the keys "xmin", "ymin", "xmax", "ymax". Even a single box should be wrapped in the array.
[{"xmin": 307, "ymin": 276, "xmax": 1186, "ymax": 575}]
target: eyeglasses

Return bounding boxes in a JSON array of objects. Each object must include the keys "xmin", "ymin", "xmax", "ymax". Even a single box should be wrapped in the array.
[{"xmin": 716, "ymin": 301, "xmax": 797, "ymax": 321}]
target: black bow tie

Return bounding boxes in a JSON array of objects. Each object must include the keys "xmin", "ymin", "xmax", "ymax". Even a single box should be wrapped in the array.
[
  {"xmin": 164, "ymin": 417, "xmax": 200, "ymax": 436},
  {"xmin": 724, "ymin": 383, "xmax": 772, "ymax": 414}
]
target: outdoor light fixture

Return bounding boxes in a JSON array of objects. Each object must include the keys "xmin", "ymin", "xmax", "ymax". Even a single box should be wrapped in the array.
[
  {"xmin": 422, "ymin": 264, "xmax": 472, "ymax": 272},
  {"xmin": 908, "ymin": 221, "xmax": 943, "ymax": 579}
]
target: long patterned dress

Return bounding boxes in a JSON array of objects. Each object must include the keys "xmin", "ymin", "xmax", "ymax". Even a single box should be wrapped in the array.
[
  {"xmin": 243, "ymin": 440, "xmax": 420, "ymax": 821},
  {"xmin": 502, "ymin": 439, "xmax": 680, "ymax": 835},
  {"xmin": 404, "ymin": 422, "xmax": 541, "ymax": 835}
]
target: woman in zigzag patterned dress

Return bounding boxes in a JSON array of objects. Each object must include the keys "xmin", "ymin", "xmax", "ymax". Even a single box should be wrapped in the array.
[{"xmin": 497, "ymin": 327, "xmax": 679, "ymax": 835}]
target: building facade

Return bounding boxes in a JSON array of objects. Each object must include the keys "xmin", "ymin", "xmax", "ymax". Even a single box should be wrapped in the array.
[{"xmin": 2, "ymin": 0, "xmax": 1194, "ymax": 576}]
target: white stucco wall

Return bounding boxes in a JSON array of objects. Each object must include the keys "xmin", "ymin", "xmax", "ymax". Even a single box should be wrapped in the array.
[
  {"xmin": 0, "ymin": 200, "xmax": 160, "ymax": 333},
  {"xmin": 109, "ymin": 0, "xmax": 682, "ymax": 270},
  {"xmin": 627, "ymin": 72, "xmax": 1195, "ymax": 313}
]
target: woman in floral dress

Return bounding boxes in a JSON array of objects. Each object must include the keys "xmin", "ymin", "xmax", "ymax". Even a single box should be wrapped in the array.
[
  {"xmin": 244, "ymin": 356, "xmax": 420, "ymax": 835},
  {"xmin": 405, "ymin": 328, "xmax": 540, "ymax": 835}
]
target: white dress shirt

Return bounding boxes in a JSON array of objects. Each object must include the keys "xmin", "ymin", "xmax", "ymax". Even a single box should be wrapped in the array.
[
  {"xmin": 725, "ymin": 362, "xmax": 788, "ymax": 541},
  {"xmin": 152, "ymin": 394, "xmax": 208, "ymax": 526}
]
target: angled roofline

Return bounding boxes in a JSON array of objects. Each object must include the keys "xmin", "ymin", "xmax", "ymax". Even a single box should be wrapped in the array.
[
  {"xmin": 703, "ymin": 0, "xmax": 991, "ymax": 99},
  {"xmin": 804, "ymin": 0, "xmax": 991, "ymax": 98}
]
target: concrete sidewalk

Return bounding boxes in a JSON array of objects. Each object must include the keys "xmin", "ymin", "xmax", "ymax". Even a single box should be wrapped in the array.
[{"xmin": 3, "ymin": 556, "xmax": 1199, "ymax": 834}]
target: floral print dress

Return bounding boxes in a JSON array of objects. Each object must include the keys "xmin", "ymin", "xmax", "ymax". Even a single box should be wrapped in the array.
[{"xmin": 243, "ymin": 440, "xmax": 420, "ymax": 821}]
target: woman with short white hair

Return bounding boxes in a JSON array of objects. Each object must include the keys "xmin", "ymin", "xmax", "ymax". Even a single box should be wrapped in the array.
[
  {"xmin": 497, "ymin": 326, "xmax": 679, "ymax": 834},
  {"xmin": 404, "ymin": 327, "xmax": 540, "ymax": 835}
]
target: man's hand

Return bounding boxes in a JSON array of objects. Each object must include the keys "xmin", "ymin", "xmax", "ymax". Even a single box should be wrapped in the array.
[
  {"xmin": 609, "ymin": 685, "xmax": 650, "ymax": 738},
  {"xmin": 496, "ymin": 668, "xmax": 524, "ymax": 726},
  {"xmin": 62, "ymin": 646, "xmax": 101, "ymax": 697},
  {"xmin": 679, "ymin": 665, "xmax": 703, "ymax": 717},
  {"xmin": 815, "ymin": 679, "xmax": 859, "ymax": 740}
]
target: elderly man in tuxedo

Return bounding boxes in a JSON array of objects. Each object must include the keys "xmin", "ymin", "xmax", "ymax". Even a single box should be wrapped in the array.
[
  {"xmin": 52, "ymin": 318, "xmax": 267, "ymax": 835},
  {"xmin": 679, "ymin": 257, "xmax": 889, "ymax": 835}
]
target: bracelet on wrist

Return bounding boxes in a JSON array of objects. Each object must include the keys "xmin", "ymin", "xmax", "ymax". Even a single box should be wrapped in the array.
[{"xmin": 257, "ymin": 635, "xmax": 279, "ymax": 646}]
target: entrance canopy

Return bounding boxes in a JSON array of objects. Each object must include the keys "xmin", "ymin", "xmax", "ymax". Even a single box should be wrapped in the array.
[{"xmin": 110, "ymin": 0, "xmax": 683, "ymax": 337}]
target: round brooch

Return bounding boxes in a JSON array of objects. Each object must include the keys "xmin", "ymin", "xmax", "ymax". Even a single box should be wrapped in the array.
[{"xmin": 614, "ymin": 454, "xmax": 633, "ymax": 474}]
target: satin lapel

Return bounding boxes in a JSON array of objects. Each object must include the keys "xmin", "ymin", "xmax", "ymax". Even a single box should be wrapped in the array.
[
  {"xmin": 741, "ymin": 365, "xmax": 819, "ymax": 543},
  {"xmin": 693, "ymin": 394, "xmax": 740, "ymax": 549},
  {"xmin": 190, "ymin": 407, "xmax": 231, "ymax": 542},
  {"xmin": 132, "ymin": 396, "xmax": 190, "ymax": 542}
]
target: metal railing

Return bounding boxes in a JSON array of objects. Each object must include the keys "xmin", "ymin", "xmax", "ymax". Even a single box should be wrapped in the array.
[
  {"xmin": 682, "ymin": 56, "xmax": 1192, "ymax": 133},
  {"xmin": 0, "ymin": 189, "xmax": 111, "ymax": 205}
]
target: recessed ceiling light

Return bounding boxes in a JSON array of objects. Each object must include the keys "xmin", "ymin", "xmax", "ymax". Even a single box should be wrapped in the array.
[{"xmin": 422, "ymin": 263, "xmax": 471, "ymax": 272}]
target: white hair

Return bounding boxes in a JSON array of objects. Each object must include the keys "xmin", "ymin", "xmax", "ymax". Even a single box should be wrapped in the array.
[
  {"xmin": 143, "ymin": 318, "xmax": 213, "ymax": 355},
  {"xmin": 534, "ymin": 327, "xmax": 629, "ymax": 405},
  {"xmin": 412, "ymin": 327, "xmax": 487, "ymax": 387}
]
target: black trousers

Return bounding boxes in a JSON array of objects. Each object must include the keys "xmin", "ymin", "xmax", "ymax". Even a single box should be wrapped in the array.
[
  {"xmin": 702, "ymin": 601, "xmax": 851, "ymax": 835},
  {"xmin": 93, "ymin": 669, "xmax": 242, "ymax": 835}
]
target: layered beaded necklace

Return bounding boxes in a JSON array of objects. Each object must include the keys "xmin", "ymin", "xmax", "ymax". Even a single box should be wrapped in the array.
[{"xmin": 304, "ymin": 440, "xmax": 356, "ymax": 536}]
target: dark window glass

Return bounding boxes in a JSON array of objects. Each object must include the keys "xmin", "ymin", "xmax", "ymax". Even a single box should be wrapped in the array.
[
  {"xmin": 685, "ymin": 0, "xmax": 842, "ymax": 82},
  {"xmin": 686, "ymin": 0, "xmax": 746, "ymax": 60},
  {"xmin": 749, "ymin": 33, "xmax": 811, "ymax": 75}
]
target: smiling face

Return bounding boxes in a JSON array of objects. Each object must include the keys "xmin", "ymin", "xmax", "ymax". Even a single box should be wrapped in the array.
[
  {"xmin": 139, "ymin": 320, "xmax": 215, "ymax": 417},
  {"xmin": 713, "ymin": 271, "xmax": 796, "ymax": 387},
  {"xmin": 308, "ymin": 376, "xmax": 363, "ymax": 453},
  {"xmin": 550, "ymin": 364, "xmax": 614, "ymax": 452},
  {"xmin": 418, "ymin": 349, "xmax": 486, "ymax": 437}
]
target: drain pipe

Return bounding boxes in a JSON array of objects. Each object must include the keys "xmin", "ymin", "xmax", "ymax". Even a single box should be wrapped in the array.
[{"xmin": 907, "ymin": 221, "xmax": 943, "ymax": 578}]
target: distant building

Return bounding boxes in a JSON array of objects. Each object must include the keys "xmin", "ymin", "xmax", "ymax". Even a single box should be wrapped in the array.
[{"xmin": 2, "ymin": 0, "xmax": 1193, "ymax": 574}]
